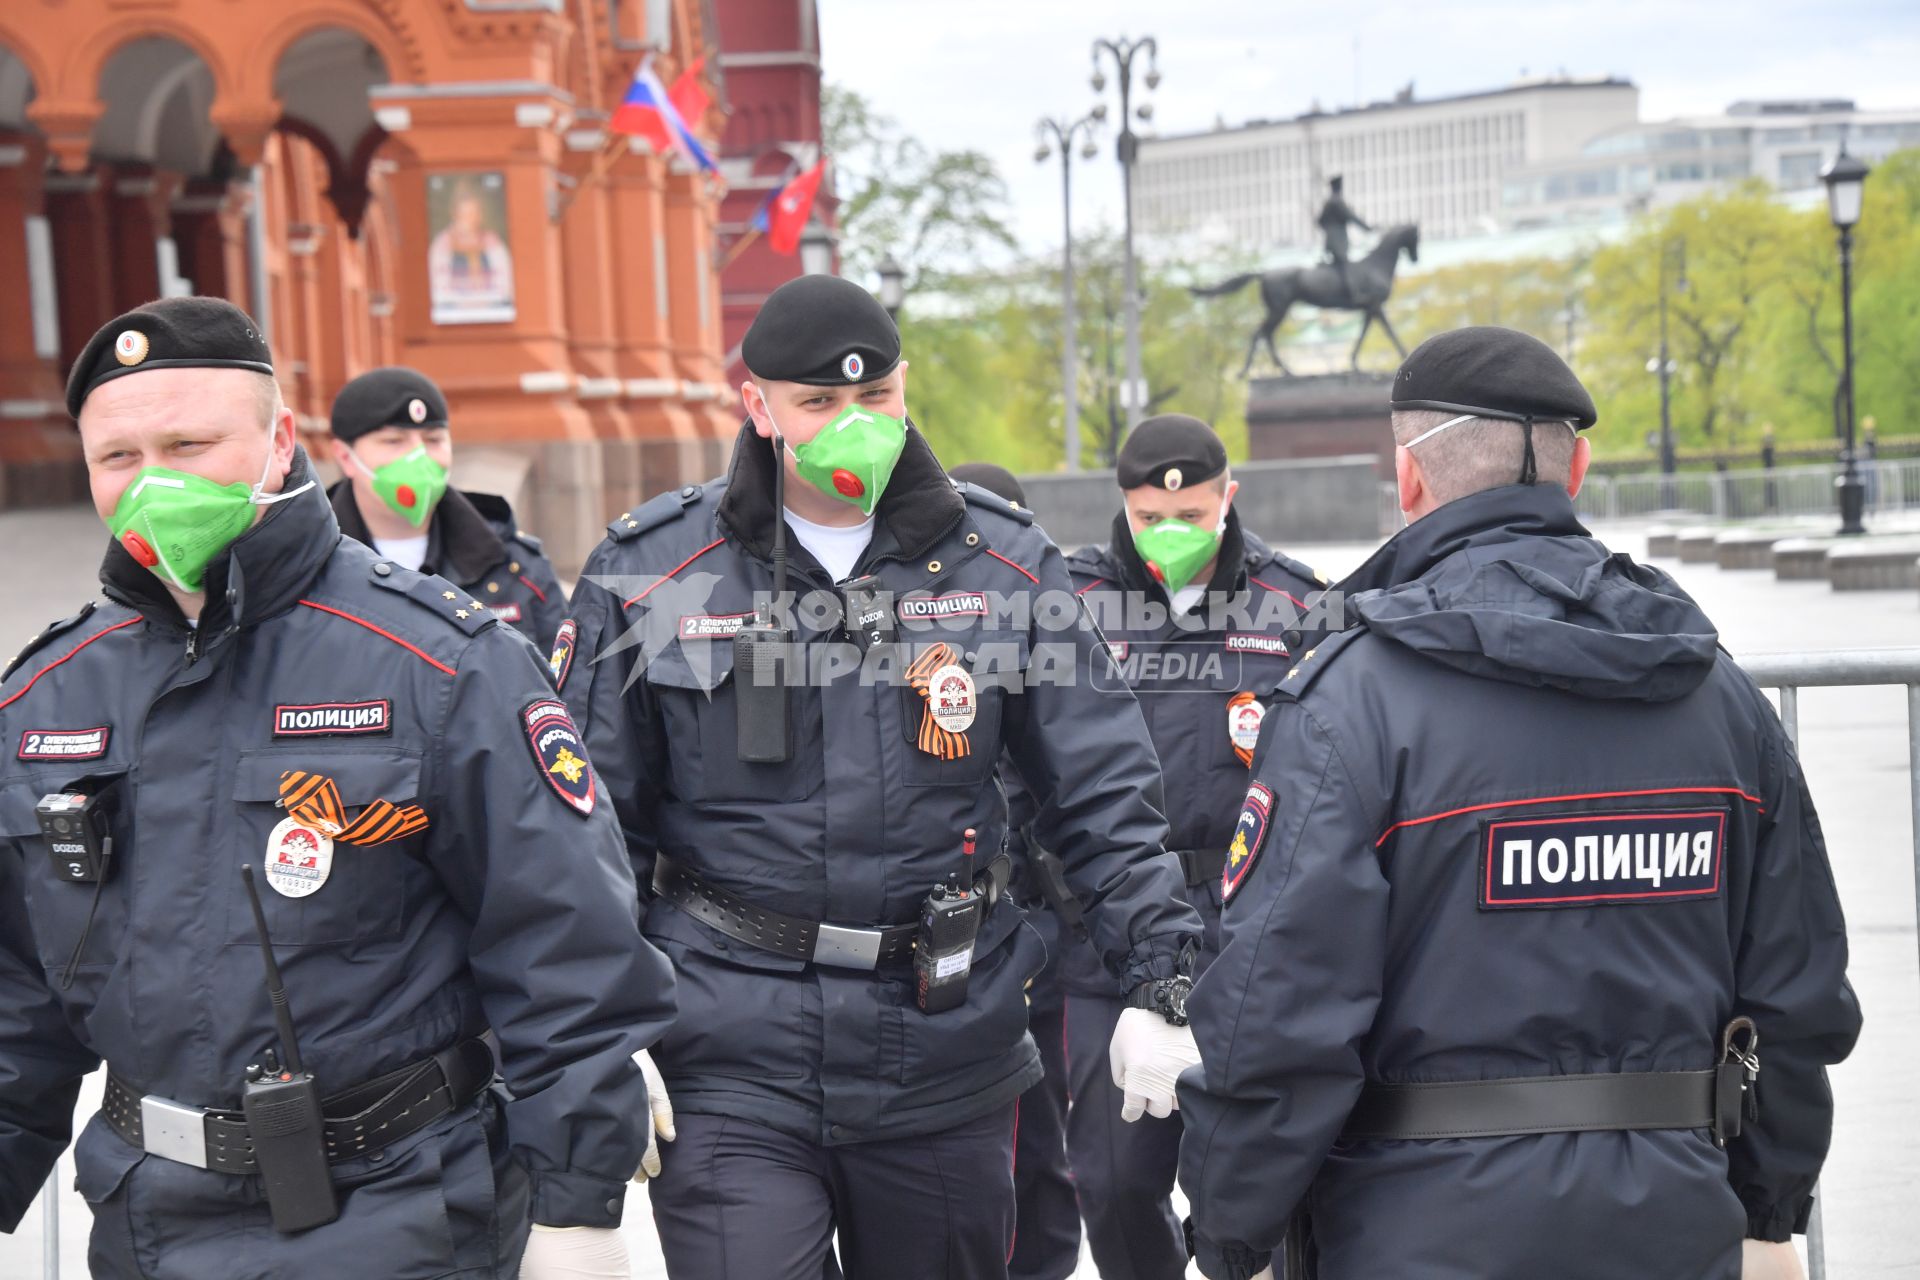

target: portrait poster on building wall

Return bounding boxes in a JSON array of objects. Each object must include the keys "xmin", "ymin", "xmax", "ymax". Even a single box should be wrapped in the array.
[{"xmin": 427, "ymin": 171, "xmax": 516, "ymax": 324}]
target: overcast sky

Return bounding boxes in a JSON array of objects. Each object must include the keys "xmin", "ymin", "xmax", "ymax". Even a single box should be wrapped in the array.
[{"xmin": 815, "ymin": 0, "xmax": 1920, "ymax": 261}]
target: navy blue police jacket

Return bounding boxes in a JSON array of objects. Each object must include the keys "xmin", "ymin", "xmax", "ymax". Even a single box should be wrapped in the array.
[
  {"xmin": 1040, "ymin": 512, "xmax": 1322, "ymax": 997},
  {"xmin": 564, "ymin": 423, "xmax": 1203, "ymax": 1145},
  {"xmin": 330, "ymin": 481, "xmax": 569, "ymax": 651},
  {"xmin": 1177, "ymin": 483, "xmax": 1861, "ymax": 1280},
  {"xmin": 0, "ymin": 451, "xmax": 676, "ymax": 1232}
]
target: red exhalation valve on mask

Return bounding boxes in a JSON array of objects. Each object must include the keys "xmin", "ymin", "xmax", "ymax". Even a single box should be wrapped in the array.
[{"xmin": 831, "ymin": 469, "xmax": 865, "ymax": 498}]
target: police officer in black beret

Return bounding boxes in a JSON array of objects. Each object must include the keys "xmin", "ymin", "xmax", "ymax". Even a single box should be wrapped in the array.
[
  {"xmin": 327, "ymin": 368, "xmax": 568, "ymax": 650},
  {"xmin": 1179, "ymin": 326, "xmax": 1860, "ymax": 1280},
  {"xmin": 1042, "ymin": 414, "xmax": 1323, "ymax": 1280},
  {"xmin": 566, "ymin": 273, "xmax": 1203, "ymax": 1279},
  {"xmin": 0, "ymin": 297, "xmax": 677, "ymax": 1279}
]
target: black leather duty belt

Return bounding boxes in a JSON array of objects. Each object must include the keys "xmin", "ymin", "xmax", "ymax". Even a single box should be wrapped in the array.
[
  {"xmin": 1175, "ymin": 848, "xmax": 1227, "ymax": 887},
  {"xmin": 1342, "ymin": 1020, "xmax": 1761, "ymax": 1148},
  {"xmin": 652, "ymin": 851, "xmax": 1010, "ymax": 970},
  {"xmin": 102, "ymin": 1037, "xmax": 494, "ymax": 1175}
]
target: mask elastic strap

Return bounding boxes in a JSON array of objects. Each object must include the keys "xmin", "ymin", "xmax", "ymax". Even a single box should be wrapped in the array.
[
  {"xmin": 249, "ymin": 427, "xmax": 314, "ymax": 506},
  {"xmin": 1400, "ymin": 413, "xmax": 1475, "ymax": 448}
]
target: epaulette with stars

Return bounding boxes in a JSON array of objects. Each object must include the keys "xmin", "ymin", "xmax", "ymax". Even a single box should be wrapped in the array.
[
  {"xmin": 953, "ymin": 480, "xmax": 1035, "ymax": 526},
  {"xmin": 608, "ymin": 484, "xmax": 706, "ymax": 542},
  {"xmin": 366, "ymin": 561, "xmax": 496, "ymax": 636},
  {"xmin": 1272, "ymin": 624, "xmax": 1365, "ymax": 701},
  {"xmin": 1264, "ymin": 547, "xmax": 1331, "ymax": 588},
  {"xmin": 3, "ymin": 601, "xmax": 101, "ymax": 683}
]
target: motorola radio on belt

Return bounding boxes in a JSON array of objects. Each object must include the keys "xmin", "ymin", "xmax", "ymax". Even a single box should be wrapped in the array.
[
  {"xmin": 238, "ymin": 864, "xmax": 339, "ymax": 1233},
  {"xmin": 736, "ymin": 432, "xmax": 793, "ymax": 762},
  {"xmin": 915, "ymin": 827, "xmax": 985, "ymax": 1014}
]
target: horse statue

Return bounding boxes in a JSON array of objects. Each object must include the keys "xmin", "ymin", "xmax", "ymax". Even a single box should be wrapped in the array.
[{"xmin": 1190, "ymin": 223, "xmax": 1420, "ymax": 378}]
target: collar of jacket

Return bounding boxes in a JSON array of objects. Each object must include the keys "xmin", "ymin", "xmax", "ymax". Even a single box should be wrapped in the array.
[
  {"xmin": 1106, "ymin": 505, "xmax": 1251, "ymax": 601},
  {"xmin": 329, "ymin": 480, "xmax": 504, "ymax": 585},
  {"xmin": 715, "ymin": 418, "xmax": 965, "ymax": 565},
  {"xmin": 1339, "ymin": 483, "xmax": 1591, "ymax": 599},
  {"xmin": 100, "ymin": 447, "xmax": 341, "ymax": 633}
]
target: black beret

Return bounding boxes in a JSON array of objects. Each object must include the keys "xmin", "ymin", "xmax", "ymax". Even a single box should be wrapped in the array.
[
  {"xmin": 1116, "ymin": 414, "xmax": 1228, "ymax": 491},
  {"xmin": 1392, "ymin": 325, "xmax": 1597, "ymax": 429},
  {"xmin": 949, "ymin": 462, "xmax": 1026, "ymax": 508},
  {"xmin": 67, "ymin": 296, "xmax": 274, "ymax": 418},
  {"xmin": 330, "ymin": 367, "xmax": 451, "ymax": 442},
  {"xmin": 742, "ymin": 274, "xmax": 901, "ymax": 386}
]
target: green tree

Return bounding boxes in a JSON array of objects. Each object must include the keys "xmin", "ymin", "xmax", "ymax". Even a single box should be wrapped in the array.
[{"xmin": 823, "ymin": 85, "xmax": 1019, "ymax": 285}]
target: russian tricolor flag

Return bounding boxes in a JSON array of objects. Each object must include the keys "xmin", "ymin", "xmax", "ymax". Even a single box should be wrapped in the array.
[{"xmin": 610, "ymin": 56, "xmax": 716, "ymax": 172}]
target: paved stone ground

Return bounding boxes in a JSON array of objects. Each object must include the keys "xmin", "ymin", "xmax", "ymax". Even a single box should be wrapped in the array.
[{"xmin": 0, "ymin": 509, "xmax": 1913, "ymax": 1278}]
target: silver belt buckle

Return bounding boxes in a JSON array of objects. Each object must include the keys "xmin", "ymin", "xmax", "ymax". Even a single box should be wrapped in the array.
[
  {"xmin": 812, "ymin": 923, "xmax": 884, "ymax": 969},
  {"xmin": 140, "ymin": 1095, "xmax": 210, "ymax": 1169}
]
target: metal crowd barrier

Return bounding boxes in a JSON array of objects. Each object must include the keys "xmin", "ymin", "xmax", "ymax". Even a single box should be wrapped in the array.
[
  {"xmin": 1735, "ymin": 646, "xmax": 1920, "ymax": 1280},
  {"xmin": 31, "ymin": 649, "xmax": 1920, "ymax": 1279}
]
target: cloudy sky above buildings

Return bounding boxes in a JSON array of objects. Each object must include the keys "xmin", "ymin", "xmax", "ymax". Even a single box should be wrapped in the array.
[{"xmin": 816, "ymin": 0, "xmax": 1920, "ymax": 259}]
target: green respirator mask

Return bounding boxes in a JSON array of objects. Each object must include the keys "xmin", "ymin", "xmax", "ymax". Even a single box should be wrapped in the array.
[
  {"xmin": 1132, "ymin": 503, "xmax": 1232, "ymax": 596},
  {"xmin": 348, "ymin": 444, "xmax": 449, "ymax": 529},
  {"xmin": 106, "ymin": 445, "xmax": 313, "ymax": 593},
  {"xmin": 765, "ymin": 397, "xmax": 908, "ymax": 519}
]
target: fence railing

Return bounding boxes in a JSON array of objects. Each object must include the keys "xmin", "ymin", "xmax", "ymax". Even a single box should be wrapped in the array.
[
  {"xmin": 1732, "ymin": 647, "xmax": 1920, "ymax": 1280},
  {"xmin": 30, "ymin": 649, "xmax": 1920, "ymax": 1279},
  {"xmin": 1575, "ymin": 458, "xmax": 1920, "ymax": 523}
]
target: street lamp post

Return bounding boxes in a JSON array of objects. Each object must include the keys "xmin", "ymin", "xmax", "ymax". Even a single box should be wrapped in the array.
[
  {"xmin": 1646, "ymin": 239, "xmax": 1686, "ymax": 509},
  {"xmin": 875, "ymin": 253, "xmax": 907, "ymax": 322},
  {"xmin": 1035, "ymin": 111, "xmax": 1101, "ymax": 470},
  {"xmin": 1091, "ymin": 34, "xmax": 1158, "ymax": 432},
  {"xmin": 1822, "ymin": 147, "xmax": 1871, "ymax": 535},
  {"xmin": 799, "ymin": 222, "xmax": 835, "ymax": 278}
]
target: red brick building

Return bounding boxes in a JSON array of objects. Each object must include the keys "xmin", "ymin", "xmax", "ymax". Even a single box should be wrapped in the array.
[
  {"xmin": 0, "ymin": 0, "xmax": 742, "ymax": 572},
  {"xmin": 713, "ymin": 0, "xmax": 835, "ymax": 380}
]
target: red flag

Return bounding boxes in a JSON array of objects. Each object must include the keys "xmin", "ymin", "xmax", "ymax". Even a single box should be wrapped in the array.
[
  {"xmin": 767, "ymin": 159, "xmax": 826, "ymax": 256},
  {"xmin": 668, "ymin": 57, "xmax": 712, "ymax": 137}
]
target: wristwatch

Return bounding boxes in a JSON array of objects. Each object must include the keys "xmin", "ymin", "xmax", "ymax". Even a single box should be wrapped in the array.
[{"xmin": 1125, "ymin": 974, "xmax": 1193, "ymax": 1027}]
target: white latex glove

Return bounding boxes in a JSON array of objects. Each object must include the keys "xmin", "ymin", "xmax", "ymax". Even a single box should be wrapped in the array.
[
  {"xmin": 1742, "ymin": 1241, "xmax": 1806, "ymax": 1280},
  {"xmin": 630, "ymin": 1048, "xmax": 677, "ymax": 1182},
  {"xmin": 1109, "ymin": 1005, "xmax": 1202, "ymax": 1121},
  {"xmin": 518, "ymin": 1224, "xmax": 629, "ymax": 1280}
]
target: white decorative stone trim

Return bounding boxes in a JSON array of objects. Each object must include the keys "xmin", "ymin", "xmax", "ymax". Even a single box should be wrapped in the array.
[
  {"xmin": 567, "ymin": 129, "xmax": 605, "ymax": 152},
  {"xmin": 374, "ymin": 106, "xmax": 413, "ymax": 133},
  {"xmin": 577, "ymin": 377, "xmax": 623, "ymax": 399},
  {"xmin": 679, "ymin": 381, "xmax": 716, "ymax": 402},
  {"xmin": 515, "ymin": 103, "xmax": 556, "ymax": 128},
  {"xmin": 520, "ymin": 371, "xmax": 573, "ymax": 394},
  {"xmin": 0, "ymin": 399, "xmax": 57, "ymax": 420},
  {"xmin": 0, "ymin": 146, "xmax": 27, "ymax": 167},
  {"xmin": 624, "ymin": 378, "xmax": 680, "ymax": 399}
]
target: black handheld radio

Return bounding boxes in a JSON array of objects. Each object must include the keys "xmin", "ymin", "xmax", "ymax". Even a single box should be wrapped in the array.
[
  {"xmin": 736, "ymin": 431, "xmax": 793, "ymax": 762},
  {"xmin": 238, "ymin": 865, "xmax": 339, "ymax": 1233},
  {"xmin": 916, "ymin": 828, "xmax": 986, "ymax": 1014}
]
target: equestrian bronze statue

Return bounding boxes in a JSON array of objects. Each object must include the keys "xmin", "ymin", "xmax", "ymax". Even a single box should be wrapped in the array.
[{"xmin": 1191, "ymin": 222, "xmax": 1420, "ymax": 377}]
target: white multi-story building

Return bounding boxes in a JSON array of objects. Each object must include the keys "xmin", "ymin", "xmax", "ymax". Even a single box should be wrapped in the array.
[
  {"xmin": 1133, "ymin": 76, "xmax": 1639, "ymax": 248},
  {"xmin": 1500, "ymin": 99, "xmax": 1920, "ymax": 228}
]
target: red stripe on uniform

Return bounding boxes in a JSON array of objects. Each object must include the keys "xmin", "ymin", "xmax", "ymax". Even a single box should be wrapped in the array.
[
  {"xmin": 986, "ymin": 549, "xmax": 1039, "ymax": 584},
  {"xmin": 0, "ymin": 619, "xmax": 143, "ymax": 712},
  {"xmin": 1250, "ymin": 577, "xmax": 1307, "ymax": 610},
  {"xmin": 1374, "ymin": 785, "xmax": 1767, "ymax": 848},
  {"xmin": 517, "ymin": 574, "xmax": 548, "ymax": 603},
  {"xmin": 297, "ymin": 601, "xmax": 458, "ymax": 676},
  {"xmin": 1075, "ymin": 577, "xmax": 1109, "ymax": 596},
  {"xmin": 625, "ymin": 539, "xmax": 725, "ymax": 607}
]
